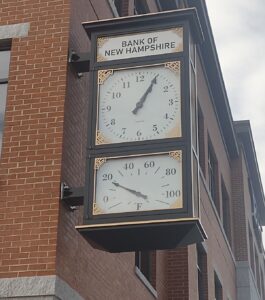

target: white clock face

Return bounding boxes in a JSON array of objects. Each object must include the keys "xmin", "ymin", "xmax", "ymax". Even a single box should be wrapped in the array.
[
  {"xmin": 93, "ymin": 152, "xmax": 183, "ymax": 215},
  {"xmin": 97, "ymin": 63, "xmax": 181, "ymax": 144}
]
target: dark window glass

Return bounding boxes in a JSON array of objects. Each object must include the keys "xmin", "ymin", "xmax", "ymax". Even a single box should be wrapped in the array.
[
  {"xmin": 198, "ymin": 106, "xmax": 205, "ymax": 175},
  {"xmin": 157, "ymin": 0, "xmax": 187, "ymax": 10},
  {"xmin": 255, "ymin": 248, "xmax": 261, "ymax": 294},
  {"xmin": 208, "ymin": 140, "xmax": 219, "ymax": 212},
  {"xmin": 222, "ymin": 180, "xmax": 232, "ymax": 245},
  {"xmin": 261, "ymin": 270, "xmax": 265, "ymax": 299},
  {"xmin": 249, "ymin": 226, "xmax": 255, "ymax": 274},
  {"xmin": 197, "ymin": 244, "xmax": 208, "ymax": 300},
  {"xmin": 134, "ymin": 0, "xmax": 149, "ymax": 14},
  {"xmin": 0, "ymin": 50, "xmax": 10, "ymax": 80},
  {"xmin": 0, "ymin": 45, "xmax": 11, "ymax": 156},
  {"xmin": 135, "ymin": 250, "xmax": 156, "ymax": 288},
  {"xmin": 214, "ymin": 273, "xmax": 223, "ymax": 300},
  {"xmin": 113, "ymin": 0, "xmax": 129, "ymax": 16}
]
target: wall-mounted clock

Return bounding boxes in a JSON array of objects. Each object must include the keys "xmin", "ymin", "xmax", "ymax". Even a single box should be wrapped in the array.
[
  {"xmin": 75, "ymin": 9, "xmax": 207, "ymax": 252},
  {"xmin": 92, "ymin": 151, "xmax": 183, "ymax": 215},
  {"xmin": 96, "ymin": 61, "xmax": 181, "ymax": 145}
]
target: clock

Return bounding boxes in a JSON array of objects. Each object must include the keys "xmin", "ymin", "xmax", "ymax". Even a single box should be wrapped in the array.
[
  {"xmin": 92, "ymin": 151, "xmax": 183, "ymax": 215},
  {"xmin": 96, "ymin": 61, "xmax": 182, "ymax": 145}
]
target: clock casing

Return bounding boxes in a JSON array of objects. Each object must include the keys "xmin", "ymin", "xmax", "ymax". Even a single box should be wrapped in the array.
[{"xmin": 76, "ymin": 9, "xmax": 207, "ymax": 252}]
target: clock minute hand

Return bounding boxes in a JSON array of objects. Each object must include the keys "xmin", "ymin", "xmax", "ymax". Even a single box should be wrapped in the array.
[
  {"xmin": 112, "ymin": 182, "xmax": 148, "ymax": 200},
  {"xmin": 132, "ymin": 75, "xmax": 158, "ymax": 115}
]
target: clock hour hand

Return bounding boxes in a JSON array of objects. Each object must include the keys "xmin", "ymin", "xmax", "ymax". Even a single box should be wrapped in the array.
[
  {"xmin": 132, "ymin": 74, "xmax": 158, "ymax": 115},
  {"xmin": 112, "ymin": 182, "xmax": 148, "ymax": 200}
]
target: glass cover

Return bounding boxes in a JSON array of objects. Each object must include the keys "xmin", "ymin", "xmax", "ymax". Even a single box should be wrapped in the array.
[
  {"xmin": 94, "ymin": 152, "xmax": 183, "ymax": 214},
  {"xmin": 97, "ymin": 63, "xmax": 181, "ymax": 144},
  {"xmin": 0, "ymin": 84, "xmax": 8, "ymax": 155},
  {"xmin": 0, "ymin": 51, "xmax": 11, "ymax": 79}
]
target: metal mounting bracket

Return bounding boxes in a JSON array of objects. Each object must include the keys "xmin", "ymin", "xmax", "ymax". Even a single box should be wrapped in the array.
[
  {"xmin": 61, "ymin": 182, "xmax": 84, "ymax": 210},
  {"xmin": 68, "ymin": 50, "xmax": 90, "ymax": 76}
]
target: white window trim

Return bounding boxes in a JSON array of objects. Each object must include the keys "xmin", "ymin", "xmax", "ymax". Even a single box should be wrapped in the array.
[{"xmin": 108, "ymin": 0, "xmax": 120, "ymax": 17}]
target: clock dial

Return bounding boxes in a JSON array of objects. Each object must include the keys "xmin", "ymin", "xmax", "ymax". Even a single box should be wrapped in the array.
[
  {"xmin": 97, "ymin": 62, "xmax": 181, "ymax": 144},
  {"xmin": 93, "ymin": 152, "xmax": 183, "ymax": 215}
]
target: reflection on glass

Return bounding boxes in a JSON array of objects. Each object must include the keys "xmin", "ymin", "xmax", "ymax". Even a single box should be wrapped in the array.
[
  {"xmin": 0, "ymin": 51, "xmax": 11, "ymax": 79},
  {"xmin": 0, "ymin": 84, "xmax": 8, "ymax": 155}
]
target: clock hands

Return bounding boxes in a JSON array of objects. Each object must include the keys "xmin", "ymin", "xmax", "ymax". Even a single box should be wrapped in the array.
[
  {"xmin": 132, "ymin": 74, "xmax": 158, "ymax": 115},
  {"xmin": 112, "ymin": 181, "xmax": 148, "ymax": 200}
]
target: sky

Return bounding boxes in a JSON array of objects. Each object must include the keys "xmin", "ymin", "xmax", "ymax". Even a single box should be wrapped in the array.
[{"xmin": 205, "ymin": 0, "xmax": 265, "ymax": 246}]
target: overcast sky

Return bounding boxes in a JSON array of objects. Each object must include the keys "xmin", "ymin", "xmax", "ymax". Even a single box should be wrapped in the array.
[{"xmin": 205, "ymin": 0, "xmax": 265, "ymax": 246}]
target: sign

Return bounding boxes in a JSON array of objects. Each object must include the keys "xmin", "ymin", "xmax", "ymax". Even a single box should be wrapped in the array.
[{"xmin": 97, "ymin": 27, "xmax": 183, "ymax": 62}]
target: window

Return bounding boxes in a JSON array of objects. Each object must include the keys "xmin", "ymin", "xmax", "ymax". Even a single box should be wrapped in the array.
[
  {"xmin": 109, "ymin": 0, "xmax": 129, "ymax": 17},
  {"xmin": 135, "ymin": 251, "xmax": 156, "ymax": 289},
  {"xmin": 249, "ymin": 178, "xmax": 263, "ymax": 251},
  {"xmin": 197, "ymin": 244, "xmax": 208, "ymax": 300},
  {"xmin": 208, "ymin": 139, "xmax": 219, "ymax": 212},
  {"xmin": 134, "ymin": 0, "xmax": 149, "ymax": 14},
  {"xmin": 198, "ymin": 105, "xmax": 205, "ymax": 175},
  {"xmin": 261, "ymin": 270, "xmax": 265, "ymax": 299},
  {"xmin": 249, "ymin": 226, "xmax": 255, "ymax": 274},
  {"xmin": 214, "ymin": 273, "xmax": 223, "ymax": 300},
  {"xmin": 254, "ymin": 248, "xmax": 261, "ymax": 294},
  {"xmin": 156, "ymin": 0, "xmax": 187, "ymax": 11},
  {"xmin": 222, "ymin": 179, "xmax": 232, "ymax": 245},
  {"xmin": 0, "ymin": 40, "xmax": 11, "ymax": 156}
]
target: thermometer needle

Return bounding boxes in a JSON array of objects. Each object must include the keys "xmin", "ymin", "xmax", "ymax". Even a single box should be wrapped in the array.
[{"xmin": 112, "ymin": 182, "xmax": 148, "ymax": 200}]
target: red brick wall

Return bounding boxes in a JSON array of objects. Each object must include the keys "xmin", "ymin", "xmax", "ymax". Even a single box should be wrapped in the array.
[
  {"xmin": 0, "ymin": 0, "xmax": 70, "ymax": 278},
  {"xmin": 167, "ymin": 247, "xmax": 189, "ymax": 300}
]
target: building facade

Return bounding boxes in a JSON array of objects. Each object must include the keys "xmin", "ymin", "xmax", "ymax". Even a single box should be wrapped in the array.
[{"xmin": 0, "ymin": 0, "xmax": 264, "ymax": 299}]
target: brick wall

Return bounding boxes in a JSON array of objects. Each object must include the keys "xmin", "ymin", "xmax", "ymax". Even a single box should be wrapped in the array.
[
  {"xmin": 167, "ymin": 247, "xmax": 189, "ymax": 300},
  {"xmin": 0, "ymin": 0, "xmax": 70, "ymax": 278}
]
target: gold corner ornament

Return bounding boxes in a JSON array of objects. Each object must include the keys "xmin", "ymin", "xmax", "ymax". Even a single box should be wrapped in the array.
[
  {"xmin": 170, "ymin": 198, "xmax": 183, "ymax": 209},
  {"xmin": 96, "ymin": 130, "xmax": 106, "ymax": 145},
  {"xmin": 93, "ymin": 203, "xmax": 102, "ymax": 215},
  {"xmin": 97, "ymin": 37, "xmax": 109, "ymax": 48},
  {"xmin": 169, "ymin": 150, "xmax": 182, "ymax": 162},
  {"xmin": 174, "ymin": 27, "xmax": 183, "ymax": 37},
  {"xmin": 165, "ymin": 61, "xmax": 180, "ymax": 73},
  {"xmin": 94, "ymin": 157, "xmax": 107, "ymax": 170},
  {"xmin": 98, "ymin": 69, "xmax": 113, "ymax": 85},
  {"xmin": 174, "ymin": 28, "xmax": 183, "ymax": 52},
  {"xmin": 97, "ymin": 54, "xmax": 105, "ymax": 62}
]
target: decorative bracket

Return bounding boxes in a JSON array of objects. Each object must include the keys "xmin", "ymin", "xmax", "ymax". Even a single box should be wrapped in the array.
[
  {"xmin": 68, "ymin": 50, "xmax": 90, "ymax": 75},
  {"xmin": 61, "ymin": 182, "xmax": 84, "ymax": 210}
]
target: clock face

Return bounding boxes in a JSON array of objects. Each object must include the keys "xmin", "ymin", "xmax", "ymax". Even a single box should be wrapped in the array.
[
  {"xmin": 96, "ymin": 62, "xmax": 181, "ymax": 144},
  {"xmin": 93, "ymin": 152, "xmax": 183, "ymax": 215}
]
